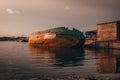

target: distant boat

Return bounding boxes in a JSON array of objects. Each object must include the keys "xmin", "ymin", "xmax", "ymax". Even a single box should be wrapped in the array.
[
  {"xmin": 17, "ymin": 38, "xmax": 28, "ymax": 42},
  {"xmin": 21, "ymin": 39, "xmax": 28, "ymax": 42},
  {"xmin": 28, "ymin": 27, "xmax": 85, "ymax": 48}
]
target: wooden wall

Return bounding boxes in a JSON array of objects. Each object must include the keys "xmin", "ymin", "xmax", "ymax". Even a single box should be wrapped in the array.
[{"xmin": 97, "ymin": 22, "xmax": 117, "ymax": 41}]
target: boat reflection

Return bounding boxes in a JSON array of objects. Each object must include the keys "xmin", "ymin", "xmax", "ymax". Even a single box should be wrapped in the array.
[
  {"xmin": 96, "ymin": 49, "xmax": 120, "ymax": 73},
  {"xmin": 29, "ymin": 46, "xmax": 85, "ymax": 67}
]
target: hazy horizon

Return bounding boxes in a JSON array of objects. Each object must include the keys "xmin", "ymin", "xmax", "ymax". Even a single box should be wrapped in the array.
[{"xmin": 0, "ymin": 0, "xmax": 120, "ymax": 37}]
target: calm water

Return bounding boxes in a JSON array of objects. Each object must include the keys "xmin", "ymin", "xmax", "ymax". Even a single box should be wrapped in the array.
[{"xmin": 0, "ymin": 41, "xmax": 120, "ymax": 80}]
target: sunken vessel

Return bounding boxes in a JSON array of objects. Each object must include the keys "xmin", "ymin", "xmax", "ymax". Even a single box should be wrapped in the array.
[{"xmin": 28, "ymin": 27, "xmax": 85, "ymax": 48}]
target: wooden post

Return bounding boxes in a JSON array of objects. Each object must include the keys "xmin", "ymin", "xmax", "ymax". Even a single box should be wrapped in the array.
[
  {"xmin": 95, "ymin": 40, "xmax": 96, "ymax": 48},
  {"xmin": 94, "ymin": 38, "xmax": 97, "ymax": 52},
  {"xmin": 107, "ymin": 41, "xmax": 110, "ymax": 55},
  {"xmin": 108, "ymin": 41, "xmax": 110, "ymax": 49}
]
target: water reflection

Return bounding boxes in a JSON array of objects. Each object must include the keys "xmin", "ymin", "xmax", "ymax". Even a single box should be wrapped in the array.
[
  {"xmin": 96, "ymin": 49, "xmax": 120, "ymax": 73},
  {"xmin": 1, "ymin": 42, "xmax": 120, "ymax": 79},
  {"xmin": 29, "ymin": 46, "xmax": 85, "ymax": 67}
]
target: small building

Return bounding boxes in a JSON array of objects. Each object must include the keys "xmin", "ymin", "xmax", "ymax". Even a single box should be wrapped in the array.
[
  {"xmin": 94, "ymin": 21, "xmax": 120, "ymax": 49},
  {"xmin": 85, "ymin": 21, "xmax": 120, "ymax": 49},
  {"xmin": 85, "ymin": 30, "xmax": 97, "ymax": 39},
  {"xmin": 97, "ymin": 21, "xmax": 120, "ymax": 41},
  {"xmin": 85, "ymin": 30, "xmax": 97, "ymax": 46}
]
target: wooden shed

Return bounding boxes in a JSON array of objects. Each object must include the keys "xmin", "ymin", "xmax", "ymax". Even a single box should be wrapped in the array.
[{"xmin": 97, "ymin": 21, "xmax": 120, "ymax": 41}]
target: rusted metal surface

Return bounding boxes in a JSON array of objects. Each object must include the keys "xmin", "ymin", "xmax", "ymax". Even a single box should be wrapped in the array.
[
  {"xmin": 28, "ymin": 27, "xmax": 85, "ymax": 48},
  {"xmin": 29, "ymin": 34, "xmax": 80, "ymax": 48}
]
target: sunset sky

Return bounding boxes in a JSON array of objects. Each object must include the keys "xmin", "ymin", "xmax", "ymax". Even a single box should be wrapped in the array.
[{"xmin": 0, "ymin": 0, "xmax": 120, "ymax": 37}]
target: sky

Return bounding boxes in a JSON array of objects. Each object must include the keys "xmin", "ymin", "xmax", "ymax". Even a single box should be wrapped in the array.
[{"xmin": 0, "ymin": 0, "xmax": 120, "ymax": 37}]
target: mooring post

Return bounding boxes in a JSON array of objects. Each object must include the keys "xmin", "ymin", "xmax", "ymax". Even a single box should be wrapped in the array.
[
  {"xmin": 95, "ymin": 41, "xmax": 96, "ymax": 49},
  {"xmin": 108, "ymin": 41, "xmax": 110, "ymax": 49},
  {"xmin": 94, "ymin": 38, "xmax": 97, "ymax": 52}
]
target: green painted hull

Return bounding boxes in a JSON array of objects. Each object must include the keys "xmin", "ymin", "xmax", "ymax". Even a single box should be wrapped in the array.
[{"xmin": 29, "ymin": 27, "xmax": 85, "ymax": 48}]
